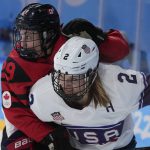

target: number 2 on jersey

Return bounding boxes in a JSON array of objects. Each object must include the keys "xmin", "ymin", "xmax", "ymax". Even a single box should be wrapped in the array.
[{"xmin": 118, "ymin": 73, "xmax": 137, "ymax": 84}]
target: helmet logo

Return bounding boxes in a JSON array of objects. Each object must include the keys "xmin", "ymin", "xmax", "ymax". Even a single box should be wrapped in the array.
[
  {"xmin": 48, "ymin": 8, "xmax": 54, "ymax": 14},
  {"xmin": 21, "ymin": 9, "xmax": 29, "ymax": 16},
  {"xmin": 81, "ymin": 44, "xmax": 90, "ymax": 54}
]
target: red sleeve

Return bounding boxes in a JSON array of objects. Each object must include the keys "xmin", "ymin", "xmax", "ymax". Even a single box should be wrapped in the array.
[
  {"xmin": 1, "ymin": 36, "xmax": 67, "ymax": 142},
  {"xmin": 1, "ymin": 56, "xmax": 54, "ymax": 142},
  {"xmin": 100, "ymin": 29, "xmax": 130, "ymax": 63}
]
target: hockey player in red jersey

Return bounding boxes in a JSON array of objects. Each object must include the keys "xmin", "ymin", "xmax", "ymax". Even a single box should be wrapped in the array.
[{"xmin": 1, "ymin": 2, "xmax": 129, "ymax": 150}]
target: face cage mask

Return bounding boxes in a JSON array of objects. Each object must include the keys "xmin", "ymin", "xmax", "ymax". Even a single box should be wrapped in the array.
[
  {"xmin": 13, "ymin": 28, "xmax": 58, "ymax": 61},
  {"xmin": 52, "ymin": 69, "xmax": 97, "ymax": 108}
]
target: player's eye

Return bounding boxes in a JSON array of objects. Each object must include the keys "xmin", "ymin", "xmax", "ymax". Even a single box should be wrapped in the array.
[{"xmin": 25, "ymin": 34, "xmax": 33, "ymax": 41}]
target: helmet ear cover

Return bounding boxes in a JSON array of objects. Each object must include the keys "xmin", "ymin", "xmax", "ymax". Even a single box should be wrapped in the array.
[{"xmin": 13, "ymin": 3, "xmax": 60, "ymax": 60}]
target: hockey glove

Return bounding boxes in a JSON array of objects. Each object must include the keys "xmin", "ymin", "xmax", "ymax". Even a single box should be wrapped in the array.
[
  {"xmin": 40, "ymin": 124, "xmax": 73, "ymax": 150},
  {"xmin": 2, "ymin": 130, "xmax": 34, "ymax": 150},
  {"xmin": 62, "ymin": 18, "xmax": 107, "ymax": 46}
]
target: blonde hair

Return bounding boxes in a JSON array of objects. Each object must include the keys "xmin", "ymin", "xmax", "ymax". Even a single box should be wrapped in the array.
[{"xmin": 89, "ymin": 73, "xmax": 110, "ymax": 108}]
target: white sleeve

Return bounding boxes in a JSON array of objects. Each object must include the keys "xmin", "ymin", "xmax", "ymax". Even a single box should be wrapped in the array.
[
  {"xmin": 29, "ymin": 75, "xmax": 54, "ymax": 122},
  {"xmin": 115, "ymin": 69, "xmax": 146, "ymax": 109},
  {"xmin": 99, "ymin": 63, "xmax": 146, "ymax": 111}
]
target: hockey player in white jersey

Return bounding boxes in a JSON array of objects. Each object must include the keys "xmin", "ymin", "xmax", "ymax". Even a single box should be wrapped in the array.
[{"xmin": 29, "ymin": 36, "xmax": 150, "ymax": 150}]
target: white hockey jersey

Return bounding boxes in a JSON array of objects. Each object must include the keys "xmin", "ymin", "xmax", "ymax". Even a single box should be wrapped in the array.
[{"xmin": 29, "ymin": 63, "xmax": 147, "ymax": 150}]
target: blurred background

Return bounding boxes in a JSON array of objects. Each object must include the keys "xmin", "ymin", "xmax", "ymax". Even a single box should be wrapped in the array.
[{"xmin": 0, "ymin": 0, "xmax": 150, "ymax": 148}]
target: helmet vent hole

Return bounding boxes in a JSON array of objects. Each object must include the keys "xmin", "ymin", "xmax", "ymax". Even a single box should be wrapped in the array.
[{"xmin": 78, "ymin": 52, "xmax": 81, "ymax": 57}]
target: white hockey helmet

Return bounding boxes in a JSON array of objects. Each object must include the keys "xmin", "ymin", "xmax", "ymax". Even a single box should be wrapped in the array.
[
  {"xmin": 54, "ymin": 36, "xmax": 99, "ymax": 74},
  {"xmin": 52, "ymin": 36, "xmax": 99, "ymax": 109}
]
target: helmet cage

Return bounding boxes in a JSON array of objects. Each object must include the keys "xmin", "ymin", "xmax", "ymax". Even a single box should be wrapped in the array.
[
  {"xmin": 52, "ymin": 67, "xmax": 98, "ymax": 104},
  {"xmin": 13, "ymin": 27, "xmax": 58, "ymax": 60},
  {"xmin": 13, "ymin": 28, "xmax": 43, "ymax": 60}
]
